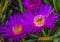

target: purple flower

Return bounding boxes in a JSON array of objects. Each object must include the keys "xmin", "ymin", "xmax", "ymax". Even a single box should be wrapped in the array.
[
  {"xmin": 22, "ymin": 4, "xmax": 58, "ymax": 34},
  {"xmin": 0, "ymin": 13, "xmax": 27, "ymax": 42},
  {"xmin": 22, "ymin": 0, "xmax": 42, "ymax": 12}
]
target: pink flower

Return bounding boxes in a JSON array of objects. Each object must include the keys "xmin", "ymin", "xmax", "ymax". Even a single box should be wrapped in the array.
[{"xmin": 22, "ymin": 0, "xmax": 42, "ymax": 12}]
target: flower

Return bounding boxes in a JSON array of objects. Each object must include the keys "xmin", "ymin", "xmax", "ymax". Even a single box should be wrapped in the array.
[
  {"xmin": 22, "ymin": 0, "xmax": 42, "ymax": 12},
  {"xmin": 0, "ymin": 13, "xmax": 27, "ymax": 41},
  {"xmin": 23, "ymin": 4, "xmax": 58, "ymax": 34}
]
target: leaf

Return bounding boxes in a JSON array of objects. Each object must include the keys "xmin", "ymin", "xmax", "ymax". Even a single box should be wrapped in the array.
[
  {"xmin": 38, "ymin": 36, "xmax": 54, "ymax": 41},
  {"xmin": 54, "ymin": 27, "xmax": 60, "ymax": 37},
  {"xmin": 20, "ymin": 38, "xmax": 25, "ymax": 42},
  {"xmin": 53, "ymin": 0, "xmax": 60, "ymax": 14},
  {"xmin": 2, "ymin": 0, "xmax": 9, "ymax": 12},
  {"xmin": 28, "ymin": 34, "xmax": 39, "ymax": 39},
  {"xmin": 0, "ymin": 0, "xmax": 11, "ymax": 18},
  {"xmin": 44, "ymin": 0, "xmax": 49, "ymax": 4},
  {"xmin": 1, "ymin": 15, "xmax": 6, "ymax": 22},
  {"xmin": 53, "ymin": 37, "xmax": 60, "ymax": 42},
  {"xmin": 7, "ymin": 9, "xmax": 13, "ymax": 17},
  {"xmin": 44, "ymin": 0, "xmax": 53, "ymax": 5},
  {"xmin": 17, "ymin": 0, "xmax": 24, "ymax": 13},
  {"xmin": 53, "ymin": 27, "xmax": 60, "ymax": 42},
  {"xmin": 0, "ymin": 37, "xmax": 4, "ymax": 42},
  {"xmin": 25, "ymin": 40, "xmax": 36, "ymax": 42}
]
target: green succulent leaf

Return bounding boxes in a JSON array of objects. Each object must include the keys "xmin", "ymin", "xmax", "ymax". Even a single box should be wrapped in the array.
[
  {"xmin": 28, "ymin": 34, "xmax": 39, "ymax": 39},
  {"xmin": 53, "ymin": 27, "xmax": 60, "ymax": 42},
  {"xmin": 1, "ymin": 15, "xmax": 6, "ymax": 22},
  {"xmin": 20, "ymin": 38, "xmax": 25, "ymax": 42},
  {"xmin": 18, "ymin": 0, "xmax": 24, "ymax": 13},
  {"xmin": 53, "ymin": 37, "xmax": 60, "ymax": 42},
  {"xmin": 7, "ymin": 9, "xmax": 13, "ymax": 17},
  {"xmin": 53, "ymin": 0, "xmax": 60, "ymax": 14},
  {"xmin": 54, "ymin": 27, "xmax": 60, "ymax": 37},
  {"xmin": 0, "ymin": 0, "xmax": 11, "ymax": 17},
  {"xmin": 0, "ymin": 37, "xmax": 4, "ymax": 42},
  {"xmin": 44, "ymin": 0, "xmax": 49, "ymax": 4},
  {"xmin": 25, "ymin": 40, "xmax": 36, "ymax": 42}
]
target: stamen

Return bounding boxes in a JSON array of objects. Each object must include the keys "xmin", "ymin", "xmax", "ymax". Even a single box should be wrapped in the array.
[
  {"xmin": 12, "ymin": 25, "xmax": 23, "ymax": 34},
  {"xmin": 34, "ymin": 15, "xmax": 45, "ymax": 27}
]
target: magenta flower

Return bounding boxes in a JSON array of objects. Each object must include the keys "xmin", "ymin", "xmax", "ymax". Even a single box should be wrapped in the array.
[
  {"xmin": 22, "ymin": 4, "xmax": 58, "ymax": 34},
  {"xmin": 22, "ymin": 0, "xmax": 42, "ymax": 12},
  {"xmin": 0, "ymin": 13, "xmax": 27, "ymax": 42}
]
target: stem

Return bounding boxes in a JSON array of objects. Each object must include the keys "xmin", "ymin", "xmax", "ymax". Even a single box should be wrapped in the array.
[{"xmin": 41, "ymin": 30, "xmax": 47, "ymax": 36}]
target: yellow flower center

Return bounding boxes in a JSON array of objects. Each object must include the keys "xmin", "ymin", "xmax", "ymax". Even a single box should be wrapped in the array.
[
  {"xmin": 12, "ymin": 25, "xmax": 23, "ymax": 35},
  {"xmin": 34, "ymin": 15, "xmax": 45, "ymax": 27}
]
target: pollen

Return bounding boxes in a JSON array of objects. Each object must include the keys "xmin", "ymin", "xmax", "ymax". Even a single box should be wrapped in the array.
[
  {"xmin": 34, "ymin": 15, "xmax": 45, "ymax": 27},
  {"xmin": 12, "ymin": 25, "xmax": 23, "ymax": 35}
]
